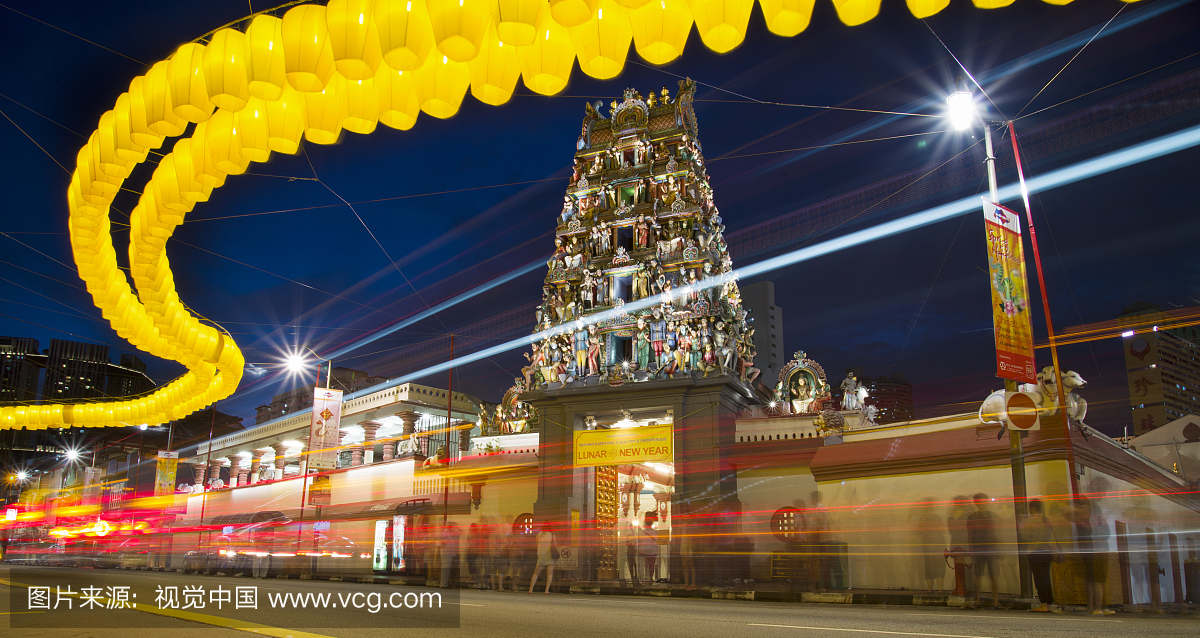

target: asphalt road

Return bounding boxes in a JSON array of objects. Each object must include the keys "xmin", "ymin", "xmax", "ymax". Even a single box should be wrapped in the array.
[{"xmin": 2, "ymin": 566, "xmax": 1197, "ymax": 638}]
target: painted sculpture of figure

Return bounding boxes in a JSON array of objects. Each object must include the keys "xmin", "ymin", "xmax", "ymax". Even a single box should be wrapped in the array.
[
  {"xmin": 701, "ymin": 341, "xmax": 717, "ymax": 377},
  {"xmin": 522, "ymin": 344, "xmax": 543, "ymax": 388},
  {"xmin": 581, "ymin": 271, "xmax": 595, "ymax": 309},
  {"xmin": 586, "ymin": 325, "xmax": 602, "ymax": 376},
  {"xmin": 840, "ymin": 372, "xmax": 861, "ymax": 411},
  {"xmin": 595, "ymin": 271, "xmax": 610, "ymax": 306},
  {"xmin": 549, "ymin": 237, "xmax": 567, "ymax": 269},
  {"xmin": 650, "ymin": 308, "xmax": 667, "ymax": 367},
  {"xmin": 715, "ymin": 321, "xmax": 735, "ymax": 372},
  {"xmin": 562, "ymin": 286, "xmax": 577, "ymax": 321},
  {"xmin": 738, "ymin": 344, "xmax": 760, "ymax": 384},
  {"xmin": 665, "ymin": 321, "xmax": 679, "ymax": 373},
  {"xmin": 676, "ymin": 325, "xmax": 692, "ymax": 373},
  {"xmin": 635, "ymin": 317, "xmax": 652, "ymax": 372},
  {"xmin": 635, "ymin": 216, "xmax": 650, "ymax": 248},
  {"xmin": 633, "ymin": 263, "xmax": 650, "ymax": 300},
  {"xmin": 790, "ymin": 375, "xmax": 814, "ymax": 414},
  {"xmin": 574, "ymin": 322, "xmax": 588, "ymax": 377}
]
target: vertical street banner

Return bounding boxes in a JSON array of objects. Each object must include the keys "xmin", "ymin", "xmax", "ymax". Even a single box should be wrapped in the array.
[
  {"xmin": 982, "ymin": 198, "xmax": 1037, "ymax": 385},
  {"xmin": 307, "ymin": 474, "xmax": 331, "ymax": 506},
  {"xmin": 154, "ymin": 451, "xmax": 179, "ymax": 497},
  {"xmin": 308, "ymin": 388, "xmax": 344, "ymax": 471}
]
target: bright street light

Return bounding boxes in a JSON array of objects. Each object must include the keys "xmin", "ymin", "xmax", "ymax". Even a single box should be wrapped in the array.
[
  {"xmin": 947, "ymin": 90, "xmax": 975, "ymax": 130},
  {"xmin": 285, "ymin": 352, "xmax": 308, "ymax": 372},
  {"xmin": 16, "ymin": 470, "xmax": 27, "ymax": 481},
  {"xmin": 65, "ymin": 449, "xmax": 80, "ymax": 462}
]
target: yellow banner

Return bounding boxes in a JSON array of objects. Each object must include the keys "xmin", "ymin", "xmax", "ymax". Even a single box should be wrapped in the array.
[
  {"xmin": 573, "ymin": 424, "xmax": 673, "ymax": 468},
  {"xmin": 982, "ymin": 199, "xmax": 1037, "ymax": 384},
  {"xmin": 154, "ymin": 451, "xmax": 179, "ymax": 497}
]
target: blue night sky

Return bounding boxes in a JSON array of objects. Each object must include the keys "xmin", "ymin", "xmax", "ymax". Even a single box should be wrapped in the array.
[{"xmin": 0, "ymin": 0, "xmax": 1197, "ymax": 436}]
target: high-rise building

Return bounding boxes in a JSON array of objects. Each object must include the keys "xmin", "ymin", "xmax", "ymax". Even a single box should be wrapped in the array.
[
  {"xmin": 0, "ymin": 336, "xmax": 41, "ymax": 403},
  {"xmin": 1119, "ymin": 302, "xmax": 1200, "ymax": 434},
  {"xmin": 861, "ymin": 373, "xmax": 914, "ymax": 424},
  {"xmin": 741, "ymin": 281, "xmax": 784, "ymax": 389},
  {"xmin": 44, "ymin": 339, "xmax": 111, "ymax": 401},
  {"xmin": 105, "ymin": 354, "xmax": 154, "ymax": 399}
]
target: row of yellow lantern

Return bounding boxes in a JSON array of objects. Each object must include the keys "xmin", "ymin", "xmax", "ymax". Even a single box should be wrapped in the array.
[{"xmin": 2, "ymin": 0, "xmax": 1115, "ymax": 431}]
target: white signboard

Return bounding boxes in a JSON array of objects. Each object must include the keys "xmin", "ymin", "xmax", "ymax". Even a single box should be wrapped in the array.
[
  {"xmin": 308, "ymin": 388, "xmax": 344, "ymax": 470},
  {"xmin": 555, "ymin": 546, "xmax": 578, "ymax": 569}
]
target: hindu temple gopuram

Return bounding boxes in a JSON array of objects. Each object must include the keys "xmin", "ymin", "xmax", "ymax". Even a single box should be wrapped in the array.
[{"xmin": 520, "ymin": 79, "xmax": 758, "ymax": 391}]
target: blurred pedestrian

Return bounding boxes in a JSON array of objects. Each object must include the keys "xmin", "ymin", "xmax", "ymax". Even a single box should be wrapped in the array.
[
  {"xmin": 528, "ymin": 522, "xmax": 557, "ymax": 594},
  {"xmin": 1074, "ymin": 498, "xmax": 1114, "ymax": 615},
  {"xmin": 638, "ymin": 516, "xmax": 660, "ymax": 583},
  {"xmin": 1020, "ymin": 499, "xmax": 1062, "ymax": 612},
  {"xmin": 916, "ymin": 498, "xmax": 944, "ymax": 592},
  {"xmin": 967, "ymin": 493, "xmax": 1001, "ymax": 609},
  {"xmin": 467, "ymin": 523, "xmax": 484, "ymax": 587},
  {"xmin": 679, "ymin": 527, "xmax": 696, "ymax": 590},
  {"xmin": 439, "ymin": 523, "xmax": 460, "ymax": 588},
  {"xmin": 505, "ymin": 525, "xmax": 526, "ymax": 590},
  {"xmin": 489, "ymin": 520, "xmax": 508, "ymax": 591},
  {"xmin": 625, "ymin": 518, "xmax": 640, "ymax": 585}
]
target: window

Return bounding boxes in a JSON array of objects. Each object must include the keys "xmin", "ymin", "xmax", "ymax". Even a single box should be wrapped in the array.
[
  {"xmin": 513, "ymin": 513, "xmax": 536, "ymax": 536},
  {"xmin": 770, "ymin": 507, "xmax": 805, "ymax": 543}
]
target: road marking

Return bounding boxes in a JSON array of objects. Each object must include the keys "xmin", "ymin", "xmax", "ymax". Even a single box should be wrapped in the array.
[
  {"xmin": 748, "ymin": 624, "xmax": 997, "ymax": 638},
  {"xmin": 0, "ymin": 611, "xmax": 46, "ymax": 615},
  {"xmin": 446, "ymin": 602, "xmax": 485, "ymax": 606},
  {"xmin": 907, "ymin": 612, "xmax": 1120, "ymax": 623},
  {"xmin": 572, "ymin": 599, "xmax": 660, "ymax": 605}
]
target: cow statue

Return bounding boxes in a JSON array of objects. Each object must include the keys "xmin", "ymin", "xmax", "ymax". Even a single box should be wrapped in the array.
[{"xmin": 979, "ymin": 366, "xmax": 1088, "ymax": 425}]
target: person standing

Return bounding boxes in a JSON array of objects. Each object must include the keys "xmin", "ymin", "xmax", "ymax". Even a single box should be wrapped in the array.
[
  {"xmin": 439, "ymin": 523, "xmax": 459, "ymax": 588},
  {"xmin": 967, "ymin": 493, "xmax": 1001, "ymax": 609},
  {"xmin": 1074, "ymin": 498, "xmax": 1114, "ymax": 615},
  {"xmin": 679, "ymin": 527, "xmax": 696, "ymax": 590},
  {"xmin": 528, "ymin": 523, "xmax": 557, "ymax": 594},
  {"xmin": 1020, "ymin": 500, "xmax": 1062, "ymax": 612},
  {"xmin": 638, "ymin": 517, "xmax": 660, "ymax": 584}
]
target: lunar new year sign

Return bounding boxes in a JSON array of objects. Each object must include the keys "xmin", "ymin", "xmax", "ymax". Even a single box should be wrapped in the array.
[{"xmin": 573, "ymin": 423, "xmax": 673, "ymax": 468}]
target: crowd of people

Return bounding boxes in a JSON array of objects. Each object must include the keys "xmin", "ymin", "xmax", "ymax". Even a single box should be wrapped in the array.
[{"xmin": 406, "ymin": 517, "xmax": 561, "ymax": 594}]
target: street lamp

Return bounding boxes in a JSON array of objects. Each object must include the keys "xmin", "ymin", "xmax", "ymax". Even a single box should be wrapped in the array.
[
  {"xmin": 946, "ymin": 90, "xmax": 975, "ymax": 131},
  {"xmin": 285, "ymin": 346, "xmax": 333, "ymax": 390}
]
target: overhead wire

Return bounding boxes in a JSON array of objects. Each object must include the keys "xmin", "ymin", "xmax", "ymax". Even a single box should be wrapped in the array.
[
  {"xmin": 0, "ymin": 3, "xmax": 149, "ymax": 67},
  {"xmin": 1015, "ymin": 3, "xmax": 1129, "ymax": 119},
  {"xmin": 921, "ymin": 20, "xmax": 1008, "ymax": 122}
]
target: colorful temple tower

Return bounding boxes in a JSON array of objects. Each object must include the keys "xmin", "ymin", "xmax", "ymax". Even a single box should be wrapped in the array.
[{"xmin": 521, "ymin": 79, "xmax": 759, "ymax": 390}]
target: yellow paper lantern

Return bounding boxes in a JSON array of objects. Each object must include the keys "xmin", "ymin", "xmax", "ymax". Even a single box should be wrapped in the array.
[
  {"xmin": 246, "ymin": 14, "xmax": 287, "ymax": 101},
  {"xmin": 687, "ymin": 0, "xmax": 752, "ymax": 53},
  {"xmin": 426, "ymin": 0, "xmax": 491, "ymax": 63},
  {"xmin": 328, "ymin": 0, "xmax": 384, "ymax": 80},
  {"xmin": 96, "ymin": 111, "xmax": 131, "ymax": 179},
  {"xmin": 126, "ymin": 78, "xmax": 167, "ymax": 149},
  {"xmin": 205, "ymin": 109, "xmax": 251, "ymax": 174},
  {"xmin": 167, "ymin": 43, "xmax": 215, "ymax": 122},
  {"xmin": 615, "ymin": 0, "xmax": 651, "ymax": 7},
  {"xmin": 759, "ymin": 0, "xmax": 815, "ymax": 36},
  {"xmin": 630, "ymin": 0, "xmax": 692, "ymax": 64},
  {"xmin": 469, "ymin": 23, "xmax": 521, "ymax": 106},
  {"xmin": 376, "ymin": 62, "xmax": 421, "ymax": 130},
  {"xmin": 283, "ymin": 4, "xmax": 337, "ymax": 92},
  {"xmin": 373, "ymin": 0, "xmax": 436, "ymax": 71},
  {"xmin": 550, "ymin": 0, "xmax": 600, "ymax": 27},
  {"xmin": 492, "ymin": 0, "xmax": 543, "ymax": 45},
  {"xmin": 415, "ymin": 50, "xmax": 471, "ymax": 118},
  {"xmin": 265, "ymin": 85, "xmax": 308, "ymax": 154},
  {"xmin": 303, "ymin": 76, "xmax": 347, "ymax": 143},
  {"xmin": 142, "ymin": 62, "xmax": 188, "ymax": 137},
  {"xmin": 830, "ymin": 0, "xmax": 880, "ymax": 25},
  {"xmin": 235, "ymin": 98, "xmax": 273, "ymax": 162},
  {"xmin": 169, "ymin": 139, "xmax": 212, "ymax": 204},
  {"xmin": 570, "ymin": 1, "xmax": 632, "ymax": 79},
  {"xmin": 187, "ymin": 122, "xmax": 228, "ymax": 188},
  {"xmin": 517, "ymin": 7, "xmax": 575, "ymax": 95},
  {"xmin": 203, "ymin": 29, "xmax": 251, "ymax": 112},
  {"xmin": 112, "ymin": 93, "xmax": 150, "ymax": 162},
  {"xmin": 343, "ymin": 76, "xmax": 380, "ymax": 134},
  {"xmin": 973, "ymin": 0, "xmax": 1016, "ymax": 7}
]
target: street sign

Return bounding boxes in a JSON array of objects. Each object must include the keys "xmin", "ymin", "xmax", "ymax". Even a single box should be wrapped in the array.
[
  {"xmin": 308, "ymin": 388, "xmax": 344, "ymax": 470},
  {"xmin": 555, "ymin": 546, "xmax": 578, "ymax": 569},
  {"xmin": 1004, "ymin": 391, "xmax": 1041, "ymax": 431}
]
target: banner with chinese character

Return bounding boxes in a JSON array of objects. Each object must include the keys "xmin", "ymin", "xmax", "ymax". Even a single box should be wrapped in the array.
[
  {"xmin": 308, "ymin": 388, "xmax": 343, "ymax": 471},
  {"xmin": 154, "ymin": 451, "xmax": 179, "ymax": 497},
  {"xmin": 982, "ymin": 199, "xmax": 1037, "ymax": 384}
]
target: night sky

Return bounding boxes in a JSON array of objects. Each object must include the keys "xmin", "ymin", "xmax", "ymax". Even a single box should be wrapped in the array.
[{"xmin": 1, "ymin": 0, "xmax": 1197, "ymax": 437}]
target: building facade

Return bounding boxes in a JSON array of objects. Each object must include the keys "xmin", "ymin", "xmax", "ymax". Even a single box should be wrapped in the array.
[
  {"xmin": 0, "ymin": 337, "xmax": 41, "ymax": 404},
  {"xmin": 859, "ymin": 373, "xmax": 914, "ymax": 424},
  {"xmin": 1119, "ymin": 303, "xmax": 1200, "ymax": 433},
  {"xmin": 255, "ymin": 367, "xmax": 387, "ymax": 424}
]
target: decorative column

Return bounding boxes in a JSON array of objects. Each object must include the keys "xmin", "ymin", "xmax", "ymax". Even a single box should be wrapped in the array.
[
  {"xmin": 207, "ymin": 458, "xmax": 226, "ymax": 488},
  {"xmin": 249, "ymin": 450, "xmax": 266, "ymax": 484},
  {"xmin": 271, "ymin": 443, "xmax": 289, "ymax": 478},
  {"xmin": 396, "ymin": 410, "xmax": 420, "ymax": 458},
  {"xmin": 359, "ymin": 421, "xmax": 381, "ymax": 464},
  {"xmin": 299, "ymin": 436, "xmax": 310, "ymax": 474},
  {"xmin": 381, "ymin": 438, "xmax": 396, "ymax": 462},
  {"xmin": 192, "ymin": 461, "xmax": 208, "ymax": 489},
  {"xmin": 226, "ymin": 455, "xmax": 242, "ymax": 488},
  {"xmin": 350, "ymin": 440, "xmax": 364, "ymax": 467}
]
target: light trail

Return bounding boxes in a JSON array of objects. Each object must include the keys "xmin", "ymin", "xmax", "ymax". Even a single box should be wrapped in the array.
[
  {"xmin": 204, "ymin": 121, "xmax": 1200, "ymax": 447},
  {"xmin": 343, "ymin": 122, "xmax": 1200, "ymax": 399}
]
